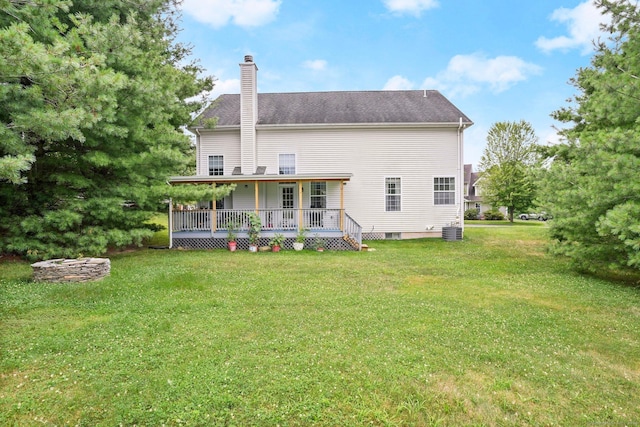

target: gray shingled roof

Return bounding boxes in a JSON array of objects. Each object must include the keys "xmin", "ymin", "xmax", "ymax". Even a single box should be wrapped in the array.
[{"xmin": 195, "ymin": 90, "xmax": 472, "ymax": 127}]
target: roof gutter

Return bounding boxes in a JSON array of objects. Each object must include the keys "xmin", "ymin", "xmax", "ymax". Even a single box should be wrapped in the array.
[
  {"xmin": 194, "ymin": 127, "xmax": 201, "ymax": 176},
  {"xmin": 457, "ymin": 117, "xmax": 467, "ymax": 231},
  {"xmin": 169, "ymin": 172, "xmax": 353, "ymax": 185},
  {"xmin": 190, "ymin": 121, "xmax": 475, "ymax": 132}
]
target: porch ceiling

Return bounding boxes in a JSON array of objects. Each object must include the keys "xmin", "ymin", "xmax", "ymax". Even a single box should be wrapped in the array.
[{"xmin": 169, "ymin": 173, "xmax": 353, "ymax": 185}]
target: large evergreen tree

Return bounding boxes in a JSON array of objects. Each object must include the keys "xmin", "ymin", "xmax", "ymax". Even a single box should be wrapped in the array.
[
  {"xmin": 539, "ymin": 0, "xmax": 640, "ymax": 271},
  {"xmin": 479, "ymin": 120, "xmax": 540, "ymax": 222},
  {"xmin": 0, "ymin": 0, "xmax": 226, "ymax": 259}
]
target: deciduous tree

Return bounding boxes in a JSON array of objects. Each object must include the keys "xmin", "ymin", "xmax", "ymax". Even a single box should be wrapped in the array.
[{"xmin": 479, "ymin": 120, "xmax": 540, "ymax": 222}]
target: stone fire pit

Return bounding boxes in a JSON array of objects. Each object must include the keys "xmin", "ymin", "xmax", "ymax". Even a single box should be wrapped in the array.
[{"xmin": 31, "ymin": 258, "xmax": 110, "ymax": 283}]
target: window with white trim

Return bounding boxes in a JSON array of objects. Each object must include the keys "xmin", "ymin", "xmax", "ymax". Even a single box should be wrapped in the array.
[
  {"xmin": 385, "ymin": 177, "xmax": 401, "ymax": 212},
  {"xmin": 434, "ymin": 177, "xmax": 455, "ymax": 205},
  {"xmin": 208, "ymin": 155, "xmax": 224, "ymax": 176},
  {"xmin": 278, "ymin": 154, "xmax": 296, "ymax": 175},
  {"xmin": 310, "ymin": 182, "xmax": 326, "ymax": 209}
]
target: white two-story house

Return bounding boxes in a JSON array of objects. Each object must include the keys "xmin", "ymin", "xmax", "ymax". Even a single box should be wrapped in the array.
[
  {"xmin": 169, "ymin": 55, "xmax": 473, "ymax": 250},
  {"xmin": 463, "ymin": 164, "xmax": 508, "ymax": 218}
]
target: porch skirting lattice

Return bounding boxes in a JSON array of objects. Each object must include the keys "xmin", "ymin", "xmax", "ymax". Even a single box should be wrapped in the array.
[
  {"xmin": 362, "ymin": 232, "xmax": 385, "ymax": 240},
  {"xmin": 172, "ymin": 237, "xmax": 358, "ymax": 251}
]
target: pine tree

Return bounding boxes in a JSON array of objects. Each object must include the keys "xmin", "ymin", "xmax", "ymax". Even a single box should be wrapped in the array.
[
  {"xmin": 540, "ymin": 0, "xmax": 640, "ymax": 271},
  {"xmin": 0, "ymin": 0, "xmax": 226, "ymax": 259}
]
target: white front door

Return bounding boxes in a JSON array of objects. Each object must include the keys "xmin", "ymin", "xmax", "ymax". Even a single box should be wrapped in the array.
[{"xmin": 279, "ymin": 184, "xmax": 297, "ymax": 228}]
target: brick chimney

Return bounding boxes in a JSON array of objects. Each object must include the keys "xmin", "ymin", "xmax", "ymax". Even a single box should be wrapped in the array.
[{"xmin": 240, "ymin": 55, "xmax": 257, "ymax": 175}]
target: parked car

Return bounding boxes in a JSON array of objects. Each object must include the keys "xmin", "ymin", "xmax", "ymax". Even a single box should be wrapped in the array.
[{"xmin": 518, "ymin": 212, "xmax": 552, "ymax": 221}]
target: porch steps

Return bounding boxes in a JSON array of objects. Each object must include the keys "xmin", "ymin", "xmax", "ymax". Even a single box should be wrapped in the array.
[{"xmin": 343, "ymin": 235, "xmax": 361, "ymax": 251}]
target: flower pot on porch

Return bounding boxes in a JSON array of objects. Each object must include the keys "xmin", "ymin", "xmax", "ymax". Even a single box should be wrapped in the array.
[
  {"xmin": 249, "ymin": 244, "xmax": 258, "ymax": 253},
  {"xmin": 228, "ymin": 241, "xmax": 237, "ymax": 252},
  {"xmin": 293, "ymin": 242, "xmax": 304, "ymax": 251},
  {"xmin": 268, "ymin": 233, "xmax": 284, "ymax": 253}
]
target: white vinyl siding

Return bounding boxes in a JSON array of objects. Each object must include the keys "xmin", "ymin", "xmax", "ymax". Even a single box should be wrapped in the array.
[
  {"xmin": 200, "ymin": 125, "xmax": 461, "ymax": 232},
  {"xmin": 385, "ymin": 177, "xmax": 401, "ymax": 212},
  {"xmin": 256, "ymin": 127, "xmax": 459, "ymax": 231},
  {"xmin": 197, "ymin": 130, "xmax": 240, "ymax": 176},
  {"xmin": 240, "ymin": 61, "xmax": 257, "ymax": 174}
]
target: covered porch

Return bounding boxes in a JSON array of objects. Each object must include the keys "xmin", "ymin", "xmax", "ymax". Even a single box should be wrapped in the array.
[{"xmin": 168, "ymin": 173, "xmax": 362, "ymax": 251}]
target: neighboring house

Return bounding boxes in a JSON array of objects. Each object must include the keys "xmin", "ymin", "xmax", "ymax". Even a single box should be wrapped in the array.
[
  {"xmin": 169, "ymin": 55, "xmax": 473, "ymax": 250},
  {"xmin": 463, "ymin": 164, "xmax": 506, "ymax": 216}
]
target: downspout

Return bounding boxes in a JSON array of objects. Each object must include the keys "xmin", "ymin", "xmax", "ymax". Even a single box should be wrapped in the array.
[
  {"xmin": 194, "ymin": 128, "xmax": 201, "ymax": 175},
  {"xmin": 457, "ymin": 117, "xmax": 465, "ymax": 233}
]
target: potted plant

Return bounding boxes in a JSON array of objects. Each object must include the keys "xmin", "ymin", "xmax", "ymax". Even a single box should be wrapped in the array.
[
  {"xmin": 226, "ymin": 221, "xmax": 238, "ymax": 252},
  {"xmin": 293, "ymin": 228, "xmax": 307, "ymax": 251},
  {"xmin": 247, "ymin": 212, "xmax": 261, "ymax": 252},
  {"xmin": 312, "ymin": 234, "xmax": 325, "ymax": 252},
  {"xmin": 269, "ymin": 233, "xmax": 285, "ymax": 252}
]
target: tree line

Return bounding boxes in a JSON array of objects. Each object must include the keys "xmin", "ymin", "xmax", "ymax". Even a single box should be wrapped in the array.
[
  {"xmin": 479, "ymin": 0, "xmax": 640, "ymax": 272},
  {"xmin": 1, "ymin": 0, "xmax": 638, "ymax": 273}
]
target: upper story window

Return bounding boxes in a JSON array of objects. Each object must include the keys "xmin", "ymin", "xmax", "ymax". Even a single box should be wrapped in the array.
[
  {"xmin": 310, "ymin": 182, "xmax": 327, "ymax": 209},
  {"xmin": 385, "ymin": 177, "xmax": 401, "ymax": 212},
  {"xmin": 434, "ymin": 177, "xmax": 455, "ymax": 205},
  {"xmin": 279, "ymin": 154, "xmax": 296, "ymax": 175},
  {"xmin": 208, "ymin": 155, "xmax": 224, "ymax": 176}
]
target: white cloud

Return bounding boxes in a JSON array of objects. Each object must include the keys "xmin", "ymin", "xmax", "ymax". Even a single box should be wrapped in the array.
[
  {"xmin": 383, "ymin": 0, "xmax": 438, "ymax": 17},
  {"xmin": 303, "ymin": 59, "xmax": 328, "ymax": 71},
  {"xmin": 182, "ymin": 0, "xmax": 281, "ymax": 28},
  {"xmin": 383, "ymin": 75, "xmax": 414, "ymax": 90},
  {"xmin": 212, "ymin": 78, "xmax": 241, "ymax": 97},
  {"xmin": 535, "ymin": 0, "xmax": 609, "ymax": 54},
  {"xmin": 422, "ymin": 53, "xmax": 542, "ymax": 98}
]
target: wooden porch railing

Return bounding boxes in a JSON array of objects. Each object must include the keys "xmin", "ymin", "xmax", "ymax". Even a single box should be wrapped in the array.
[
  {"xmin": 172, "ymin": 209, "xmax": 346, "ymax": 232},
  {"xmin": 171, "ymin": 208, "xmax": 363, "ymax": 250}
]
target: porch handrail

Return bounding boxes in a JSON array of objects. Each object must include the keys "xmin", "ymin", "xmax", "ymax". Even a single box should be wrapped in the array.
[
  {"xmin": 344, "ymin": 212, "xmax": 363, "ymax": 249},
  {"xmin": 171, "ymin": 209, "xmax": 211, "ymax": 232}
]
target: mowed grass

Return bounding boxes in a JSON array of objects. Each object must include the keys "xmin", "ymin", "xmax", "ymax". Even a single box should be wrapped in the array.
[{"xmin": 1, "ymin": 226, "xmax": 639, "ymax": 426}]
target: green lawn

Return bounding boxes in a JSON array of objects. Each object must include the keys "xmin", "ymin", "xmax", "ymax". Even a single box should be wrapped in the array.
[{"xmin": 1, "ymin": 226, "xmax": 639, "ymax": 426}]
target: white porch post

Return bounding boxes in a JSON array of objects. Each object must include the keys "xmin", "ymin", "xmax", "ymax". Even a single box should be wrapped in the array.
[
  {"xmin": 211, "ymin": 189, "xmax": 216, "ymax": 236},
  {"xmin": 168, "ymin": 198, "xmax": 173, "ymax": 248},
  {"xmin": 298, "ymin": 181, "xmax": 303, "ymax": 229},
  {"xmin": 254, "ymin": 181, "xmax": 259, "ymax": 212},
  {"xmin": 340, "ymin": 180, "xmax": 345, "ymax": 232}
]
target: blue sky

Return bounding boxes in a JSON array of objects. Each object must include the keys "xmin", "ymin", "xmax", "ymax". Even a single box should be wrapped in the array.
[{"xmin": 177, "ymin": 0, "xmax": 610, "ymax": 167}]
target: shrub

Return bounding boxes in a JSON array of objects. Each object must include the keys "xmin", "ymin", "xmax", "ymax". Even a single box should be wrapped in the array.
[
  {"xmin": 484, "ymin": 209, "xmax": 505, "ymax": 220},
  {"xmin": 464, "ymin": 208, "xmax": 479, "ymax": 220}
]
